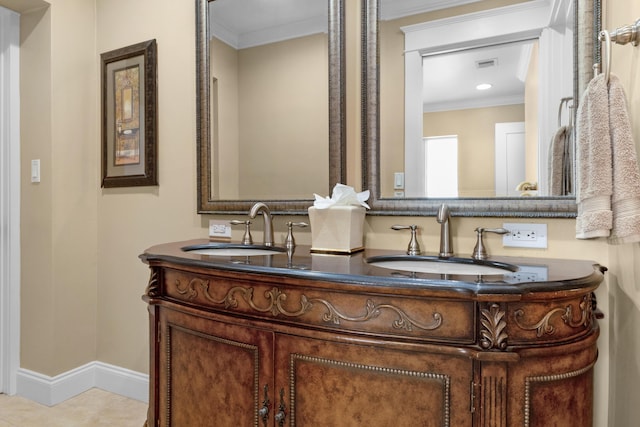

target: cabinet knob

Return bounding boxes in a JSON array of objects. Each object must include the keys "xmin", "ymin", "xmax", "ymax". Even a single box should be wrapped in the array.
[
  {"xmin": 259, "ymin": 384, "xmax": 270, "ymax": 426},
  {"xmin": 274, "ymin": 388, "xmax": 287, "ymax": 426}
]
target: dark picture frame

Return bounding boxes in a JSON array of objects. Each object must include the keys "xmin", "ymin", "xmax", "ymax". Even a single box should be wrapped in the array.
[{"xmin": 101, "ymin": 39, "xmax": 158, "ymax": 188}]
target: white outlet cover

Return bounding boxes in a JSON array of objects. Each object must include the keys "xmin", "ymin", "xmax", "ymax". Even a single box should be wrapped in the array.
[{"xmin": 502, "ymin": 223, "xmax": 548, "ymax": 248}]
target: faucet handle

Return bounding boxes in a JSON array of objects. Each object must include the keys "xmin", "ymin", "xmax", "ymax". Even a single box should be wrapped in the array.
[
  {"xmin": 391, "ymin": 224, "xmax": 421, "ymax": 256},
  {"xmin": 472, "ymin": 227, "xmax": 509, "ymax": 260},
  {"xmin": 284, "ymin": 221, "xmax": 308, "ymax": 249},
  {"xmin": 230, "ymin": 220, "xmax": 253, "ymax": 245}
]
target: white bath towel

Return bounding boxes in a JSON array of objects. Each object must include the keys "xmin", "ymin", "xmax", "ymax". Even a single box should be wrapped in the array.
[
  {"xmin": 607, "ymin": 75, "xmax": 640, "ymax": 244},
  {"xmin": 576, "ymin": 74, "xmax": 612, "ymax": 239},
  {"xmin": 575, "ymin": 73, "xmax": 640, "ymax": 243}
]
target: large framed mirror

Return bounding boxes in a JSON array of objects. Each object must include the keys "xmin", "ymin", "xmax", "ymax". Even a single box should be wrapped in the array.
[
  {"xmin": 197, "ymin": 0, "xmax": 346, "ymax": 214},
  {"xmin": 363, "ymin": 0, "xmax": 601, "ymax": 217}
]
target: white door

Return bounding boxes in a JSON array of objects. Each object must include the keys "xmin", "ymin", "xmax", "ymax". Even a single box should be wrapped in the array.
[
  {"xmin": 424, "ymin": 135, "xmax": 458, "ymax": 198},
  {"xmin": 495, "ymin": 122, "xmax": 526, "ymax": 197},
  {"xmin": 0, "ymin": 5, "xmax": 21, "ymax": 395}
]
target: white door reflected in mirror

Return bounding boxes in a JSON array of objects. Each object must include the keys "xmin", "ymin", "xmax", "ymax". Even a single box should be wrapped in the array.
[
  {"xmin": 425, "ymin": 136, "xmax": 458, "ymax": 198},
  {"xmin": 495, "ymin": 122, "xmax": 526, "ymax": 197}
]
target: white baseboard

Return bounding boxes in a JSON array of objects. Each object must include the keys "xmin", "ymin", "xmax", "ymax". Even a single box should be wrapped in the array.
[{"xmin": 16, "ymin": 361, "xmax": 148, "ymax": 406}]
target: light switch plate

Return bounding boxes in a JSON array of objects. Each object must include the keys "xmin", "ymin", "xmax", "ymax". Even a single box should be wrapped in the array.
[
  {"xmin": 31, "ymin": 159, "xmax": 40, "ymax": 183},
  {"xmin": 394, "ymin": 172, "xmax": 404, "ymax": 189}
]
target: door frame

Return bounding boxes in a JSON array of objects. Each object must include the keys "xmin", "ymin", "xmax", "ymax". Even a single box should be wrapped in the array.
[{"xmin": 0, "ymin": 5, "xmax": 21, "ymax": 395}]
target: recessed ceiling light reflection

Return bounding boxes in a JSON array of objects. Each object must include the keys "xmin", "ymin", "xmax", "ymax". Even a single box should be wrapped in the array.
[{"xmin": 476, "ymin": 83, "xmax": 493, "ymax": 91}]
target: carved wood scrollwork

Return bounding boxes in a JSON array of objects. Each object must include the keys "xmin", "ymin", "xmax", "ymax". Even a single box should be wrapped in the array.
[
  {"xmin": 145, "ymin": 268, "xmax": 160, "ymax": 297},
  {"xmin": 174, "ymin": 278, "xmax": 201, "ymax": 300},
  {"xmin": 172, "ymin": 279, "xmax": 442, "ymax": 332},
  {"xmin": 480, "ymin": 303, "xmax": 508, "ymax": 350},
  {"xmin": 513, "ymin": 294, "xmax": 593, "ymax": 337}
]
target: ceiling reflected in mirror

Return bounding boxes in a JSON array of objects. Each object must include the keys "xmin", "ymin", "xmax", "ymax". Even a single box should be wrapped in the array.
[{"xmin": 421, "ymin": 40, "xmax": 533, "ymax": 113}]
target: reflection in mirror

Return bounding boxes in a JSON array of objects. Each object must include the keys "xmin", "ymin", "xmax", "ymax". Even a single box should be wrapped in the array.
[
  {"xmin": 363, "ymin": 0, "xmax": 600, "ymax": 217},
  {"xmin": 406, "ymin": 39, "xmax": 548, "ymax": 199},
  {"xmin": 197, "ymin": 0, "xmax": 345, "ymax": 213}
]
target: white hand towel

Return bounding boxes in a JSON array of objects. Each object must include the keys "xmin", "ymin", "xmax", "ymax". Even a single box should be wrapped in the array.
[
  {"xmin": 607, "ymin": 75, "xmax": 640, "ymax": 244},
  {"xmin": 548, "ymin": 125, "xmax": 575, "ymax": 196},
  {"xmin": 563, "ymin": 125, "xmax": 574, "ymax": 195},
  {"xmin": 549, "ymin": 126, "xmax": 568, "ymax": 196},
  {"xmin": 576, "ymin": 74, "xmax": 613, "ymax": 239}
]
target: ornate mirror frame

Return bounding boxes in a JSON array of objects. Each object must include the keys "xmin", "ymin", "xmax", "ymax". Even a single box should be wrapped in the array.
[
  {"xmin": 362, "ymin": 0, "xmax": 601, "ymax": 217},
  {"xmin": 197, "ymin": 0, "xmax": 346, "ymax": 214}
]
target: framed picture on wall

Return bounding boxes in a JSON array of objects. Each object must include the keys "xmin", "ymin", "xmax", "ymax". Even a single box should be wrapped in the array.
[{"xmin": 101, "ymin": 39, "xmax": 157, "ymax": 188}]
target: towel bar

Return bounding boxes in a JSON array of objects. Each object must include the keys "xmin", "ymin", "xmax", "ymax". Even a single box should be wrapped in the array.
[
  {"xmin": 597, "ymin": 18, "xmax": 640, "ymax": 82},
  {"xmin": 610, "ymin": 18, "xmax": 640, "ymax": 46},
  {"xmin": 557, "ymin": 97, "xmax": 574, "ymax": 128}
]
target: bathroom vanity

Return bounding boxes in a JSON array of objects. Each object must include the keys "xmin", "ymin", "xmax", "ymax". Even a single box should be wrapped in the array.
[{"xmin": 140, "ymin": 240, "xmax": 604, "ymax": 427}]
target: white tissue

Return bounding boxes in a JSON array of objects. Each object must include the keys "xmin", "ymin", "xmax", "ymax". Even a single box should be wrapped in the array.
[{"xmin": 313, "ymin": 184, "xmax": 370, "ymax": 209}]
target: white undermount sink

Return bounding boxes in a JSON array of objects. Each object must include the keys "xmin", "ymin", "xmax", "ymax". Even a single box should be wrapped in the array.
[
  {"xmin": 182, "ymin": 243, "xmax": 286, "ymax": 257},
  {"xmin": 366, "ymin": 255, "xmax": 518, "ymax": 276}
]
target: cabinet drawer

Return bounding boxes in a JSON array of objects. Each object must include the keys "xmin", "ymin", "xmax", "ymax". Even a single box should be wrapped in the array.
[
  {"xmin": 162, "ymin": 268, "xmax": 476, "ymax": 344},
  {"xmin": 506, "ymin": 293, "xmax": 597, "ymax": 346}
]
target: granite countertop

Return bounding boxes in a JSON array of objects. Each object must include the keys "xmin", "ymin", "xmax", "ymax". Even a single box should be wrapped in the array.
[{"xmin": 140, "ymin": 239, "xmax": 605, "ymax": 296}]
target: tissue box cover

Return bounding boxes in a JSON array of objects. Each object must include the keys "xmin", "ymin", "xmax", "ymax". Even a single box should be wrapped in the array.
[{"xmin": 308, "ymin": 206, "xmax": 365, "ymax": 254}]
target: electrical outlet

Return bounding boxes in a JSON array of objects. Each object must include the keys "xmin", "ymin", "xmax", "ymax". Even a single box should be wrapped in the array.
[
  {"xmin": 504, "ymin": 265, "xmax": 549, "ymax": 282},
  {"xmin": 209, "ymin": 220, "xmax": 232, "ymax": 240},
  {"xmin": 502, "ymin": 223, "xmax": 548, "ymax": 248}
]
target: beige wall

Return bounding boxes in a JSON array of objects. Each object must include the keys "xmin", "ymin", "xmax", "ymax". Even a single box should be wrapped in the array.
[
  {"xmin": 210, "ymin": 37, "xmax": 240, "ymax": 199},
  {"xmin": 12, "ymin": 0, "xmax": 640, "ymax": 426},
  {"xmin": 20, "ymin": 0, "xmax": 98, "ymax": 376},
  {"xmin": 212, "ymin": 34, "xmax": 329, "ymax": 200},
  {"xmin": 423, "ymin": 105, "xmax": 525, "ymax": 197},
  {"xmin": 238, "ymin": 34, "xmax": 329, "ymax": 199},
  {"xmin": 95, "ymin": 0, "xmax": 204, "ymax": 373},
  {"xmin": 602, "ymin": 1, "xmax": 640, "ymax": 425}
]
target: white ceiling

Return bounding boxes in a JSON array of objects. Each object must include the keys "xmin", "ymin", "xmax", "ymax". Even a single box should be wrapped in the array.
[
  {"xmin": 422, "ymin": 40, "xmax": 535, "ymax": 112},
  {"xmin": 210, "ymin": 0, "xmax": 328, "ymax": 49}
]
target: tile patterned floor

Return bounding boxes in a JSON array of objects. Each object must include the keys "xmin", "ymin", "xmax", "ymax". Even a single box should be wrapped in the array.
[{"xmin": 0, "ymin": 388, "xmax": 147, "ymax": 427}]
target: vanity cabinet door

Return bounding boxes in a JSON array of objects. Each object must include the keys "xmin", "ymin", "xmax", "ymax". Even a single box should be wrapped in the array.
[
  {"xmin": 274, "ymin": 333, "xmax": 473, "ymax": 427},
  {"xmin": 156, "ymin": 307, "xmax": 274, "ymax": 427}
]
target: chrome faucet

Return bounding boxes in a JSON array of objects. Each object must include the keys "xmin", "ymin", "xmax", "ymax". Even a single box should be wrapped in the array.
[
  {"xmin": 249, "ymin": 202, "xmax": 274, "ymax": 247},
  {"xmin": 436, "ymin": 204, "xmax": 453, "ymax": 257}
]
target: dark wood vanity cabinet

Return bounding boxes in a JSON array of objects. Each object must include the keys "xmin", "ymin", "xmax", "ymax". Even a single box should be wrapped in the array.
[
  {"xmin": 141, "ymin": 243, "xmax": 603, "ymax": 427},
  {"xmin": 154, "ymin": 305, "xmax": 471, "ymax": 427}
]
